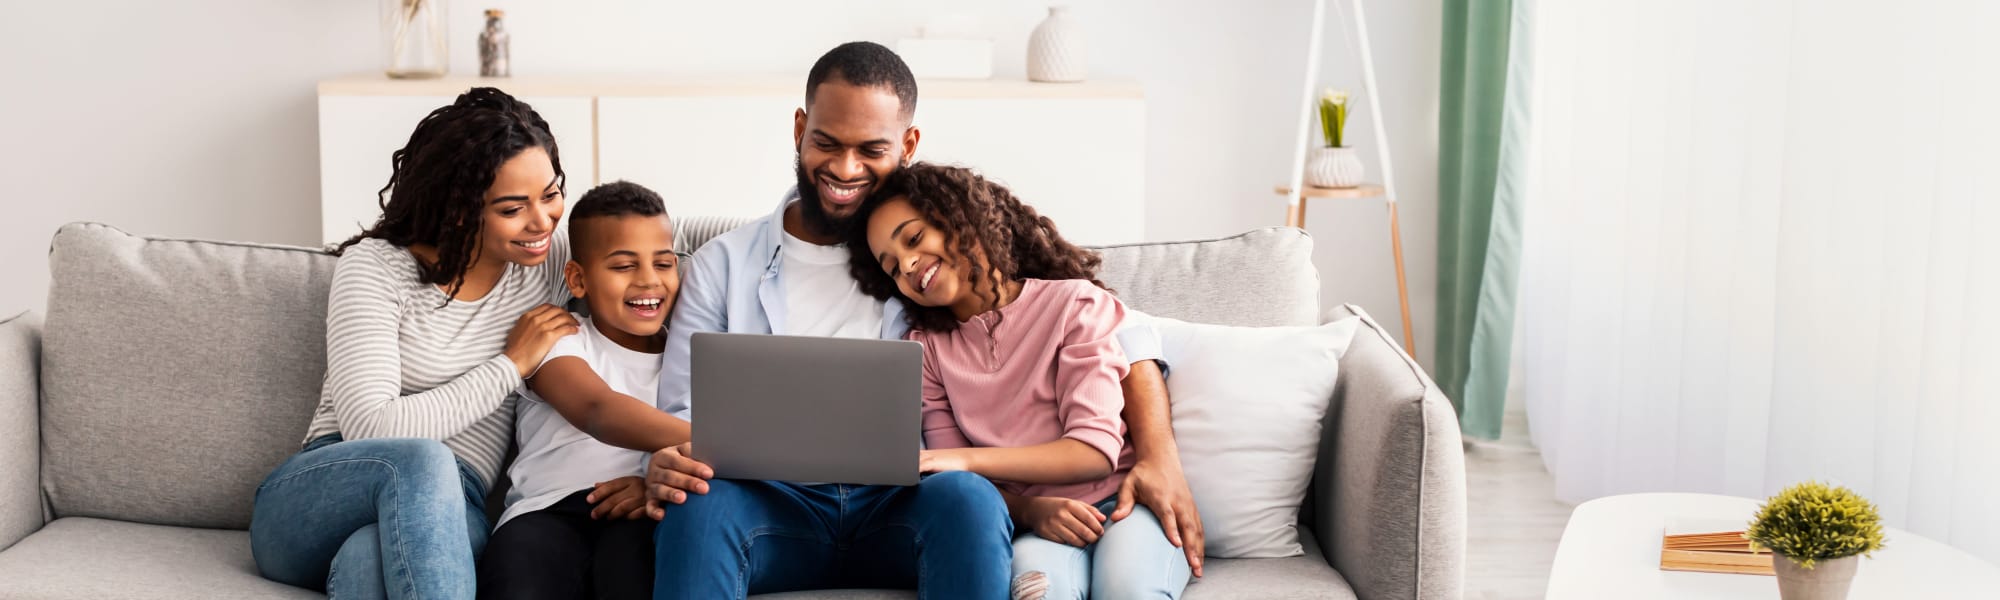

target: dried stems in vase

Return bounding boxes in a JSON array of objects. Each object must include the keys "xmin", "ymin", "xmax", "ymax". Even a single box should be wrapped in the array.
[{"xmin": 387, "ymin": 0, "xmax": 445, "ymax": 78}]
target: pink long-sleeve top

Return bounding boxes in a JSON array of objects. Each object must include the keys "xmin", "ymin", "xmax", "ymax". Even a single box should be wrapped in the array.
[{"xmin": 913, "ymin": 278, "xmax": 1134, "ymax": 503}]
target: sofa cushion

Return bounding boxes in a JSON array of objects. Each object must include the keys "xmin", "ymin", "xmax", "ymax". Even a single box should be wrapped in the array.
[
  {"xmin": 744, "ymin": 528, "xmax": 1353, "ymax": 599},
  {"xmin": 0, "ymin": 517, "xmax": 320, "ymax": 599},
  {"xmin": 1, "ymin": 311, "xmax": 44, "ymax": 552},
  {"xmin": 41, "ymin": 223, "xmax": 336, "ymax": 529},
  {"xmin": 1157, "ymin": 317, "xmax": 1359, "ymax": 558},
  {"xmin": 1093, "ymin": 227, "xmax": 1320, "ymax": 327}
]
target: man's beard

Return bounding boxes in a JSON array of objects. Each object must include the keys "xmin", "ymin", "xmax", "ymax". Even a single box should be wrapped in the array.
[{"xmin": 793, "ymin": 155, "xmax": 857, "ymax": 239}]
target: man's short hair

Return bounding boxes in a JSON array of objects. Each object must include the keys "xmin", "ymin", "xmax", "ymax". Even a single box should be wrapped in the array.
[{"xmin": 805, "ymin": 41, "xmax": 919, "ymax": 120}]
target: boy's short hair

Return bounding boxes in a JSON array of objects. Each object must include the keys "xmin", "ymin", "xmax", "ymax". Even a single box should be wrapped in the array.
[{"xmin": 569, "ymin": 181, "xmax": 670, "ymax": 257}]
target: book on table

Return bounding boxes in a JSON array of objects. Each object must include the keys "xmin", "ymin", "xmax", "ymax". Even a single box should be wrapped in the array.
[{"xmin": 1659, "ymin": 518, "xmax": 1774, "ymax": 576}]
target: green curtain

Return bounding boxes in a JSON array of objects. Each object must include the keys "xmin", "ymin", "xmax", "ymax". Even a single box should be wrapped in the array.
[{"xmin": 1437, "ymin": 0, "xmax": 1529, "ymax": 440}]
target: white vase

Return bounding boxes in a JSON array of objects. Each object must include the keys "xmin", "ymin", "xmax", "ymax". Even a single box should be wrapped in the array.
[
  {"xmin": 1028, "ymin": 6, "xmax": 1086, "ymax": 83},
  {"xmin": 1305, "ymin": 146, "xmax": 1365, "ymax": 188},
  {"xmin": 1773, "ymin": 555, "xmax": 1858, "ymax": 600}
]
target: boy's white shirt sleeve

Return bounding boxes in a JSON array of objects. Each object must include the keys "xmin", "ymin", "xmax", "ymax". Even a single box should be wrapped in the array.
[{"xmin": 522, "ymin": 313, "xmax": 592, "ymax": 383}]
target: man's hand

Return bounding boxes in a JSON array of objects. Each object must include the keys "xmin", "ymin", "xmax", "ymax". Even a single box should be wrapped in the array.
[
  {"xmin": 644, "ymin": 442, "xmax": 713, "ymax": 520},
  {"xmin": 1021, "ymin": 496, "xmax": 1106, "ymax": 547},
  {"xmin": 1111, "ymin": 455, "xmax": 1206, "ymax": 577},
  {"xmin": 586, "ymin": 476, "xmax": 649, "ymax": 520}
]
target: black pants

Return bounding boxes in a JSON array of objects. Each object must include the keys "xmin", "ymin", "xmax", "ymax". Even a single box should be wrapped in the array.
[{"xmin": 478, "ymin": 489, "xmax": 656, "ymax": 600}]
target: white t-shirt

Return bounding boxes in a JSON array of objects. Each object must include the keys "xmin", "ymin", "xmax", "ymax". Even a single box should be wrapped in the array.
[
  {"xmin": 779, "ymin": 228, "xmax": 882, "ymax": 338},
  {"xmin": 499, "ymin": 315, "xmax": 662, "ymax": 527}
]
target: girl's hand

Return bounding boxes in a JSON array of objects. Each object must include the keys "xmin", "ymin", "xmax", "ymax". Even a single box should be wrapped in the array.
[
  {"xmin": 587, "ymin": 476, "xmax": 649, "ymax": 520},
  {"xmin": 918, "ymin": 448, "xmax": 973, "ymax": 474},
  {"xmin": 503, "ymin": 304, "xmax": 580, "ymax": 378},
  {"xmin": 1022, "ymin": 496, "xmax": 1106, "ymax": 547}
]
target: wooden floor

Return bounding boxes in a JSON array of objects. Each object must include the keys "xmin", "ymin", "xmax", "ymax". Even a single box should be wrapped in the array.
[{"xmin": 1462, "ymin": 406, "xmax": 1575, "ymax": 599}]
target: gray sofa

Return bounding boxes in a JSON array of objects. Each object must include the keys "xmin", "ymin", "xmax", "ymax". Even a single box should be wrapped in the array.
[{"xmin": 0, "ymin": 220, "xmax": 1465, "ymax": 599}]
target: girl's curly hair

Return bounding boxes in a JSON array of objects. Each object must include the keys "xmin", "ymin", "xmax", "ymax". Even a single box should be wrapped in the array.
[
  {"xmin": 333, "ymin": 87, "xmax": 564, "ymax": 301},
  {"xmin": 846, "ymin": 163, "xmax": 1107, "ymax": 332}
]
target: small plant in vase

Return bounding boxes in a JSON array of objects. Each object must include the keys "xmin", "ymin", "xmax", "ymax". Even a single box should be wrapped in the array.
[
  {"xmin": 1746, "ymin": 481, "xmax": 1886, "ymax": 600},
  {"xmin": 1306, "ymin": 88, "xmax": 1365, "ymax": 189}
]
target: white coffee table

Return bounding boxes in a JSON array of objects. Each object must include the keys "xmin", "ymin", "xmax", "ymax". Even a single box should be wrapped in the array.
[{"xmin": 1547, "ymin": 493, "xmax": 2000, "ymax": 599}]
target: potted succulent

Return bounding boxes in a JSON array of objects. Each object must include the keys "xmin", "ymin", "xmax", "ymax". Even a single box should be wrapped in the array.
[
  {"xmin": 1306, "ymin": 88, "xmax": 1365, "ymax": 188},
  {"xmin": 1745, "ymin": 482, "xmax": 1886, "ymax": 600}
]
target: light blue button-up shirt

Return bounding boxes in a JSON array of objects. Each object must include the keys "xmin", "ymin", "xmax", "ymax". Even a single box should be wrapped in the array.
[{"xmin": 655, "ymin": 190, "xmax": 1163, "ymax": 421}]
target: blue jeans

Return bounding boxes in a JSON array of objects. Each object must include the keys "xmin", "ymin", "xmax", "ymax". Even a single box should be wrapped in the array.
[
  {"xmin": 1011, "ymin": 498, "xmax": 1191, "ymax": 600},
  {"xmin": 651, "ymin": 471, "xmax": 1012, "ymax": 600},
  {"xmin": 251, "ymin": 435, "xmax": 490, "ymax": 600}
]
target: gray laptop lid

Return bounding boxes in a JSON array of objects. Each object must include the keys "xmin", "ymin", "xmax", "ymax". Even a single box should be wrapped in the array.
[{"xmin": 690, "ymin": 332, "xmax": 922, "ymax": 486}]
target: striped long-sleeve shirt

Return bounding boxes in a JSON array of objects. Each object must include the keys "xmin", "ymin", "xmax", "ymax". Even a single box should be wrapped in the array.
[{"xmin": 302, "ymin": 235, "xmax": 570, "ymax": 488}]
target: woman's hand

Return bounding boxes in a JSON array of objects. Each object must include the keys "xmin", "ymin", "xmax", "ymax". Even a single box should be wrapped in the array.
[
  {"xmin": 918, "ymin": 448, "xmax": 973, "ymax": 474},
  {"xmin": 1021, "ymin": 496, "xmax": 1106, "ymax": 547},
  {"xmin": 503, "ymin": 304, "xmax": 579, "ymax": 378},
  {"xmin": 587, "ymin": 476, "xmax": 649, "ymax": 520}
]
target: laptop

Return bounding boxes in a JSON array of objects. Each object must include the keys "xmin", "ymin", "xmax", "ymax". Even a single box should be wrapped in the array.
[{"xmin": 689, "ymin": 332, "xmax": 922, "ymax": 486}]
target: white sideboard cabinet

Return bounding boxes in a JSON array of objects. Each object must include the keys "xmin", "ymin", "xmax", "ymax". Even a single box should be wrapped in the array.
[{"xmin": 318, "ymin": 75, "xmax": 1145, "ymax": 247}]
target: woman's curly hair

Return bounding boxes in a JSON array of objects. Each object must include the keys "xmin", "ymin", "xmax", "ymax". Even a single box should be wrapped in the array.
[
  {"xmin": 846, "ymin": 163, "xmax": 1107, "ymax": 332},
  {"xmin": 333, "ymin": 87, "xmax": 564, "ymax": 300}
]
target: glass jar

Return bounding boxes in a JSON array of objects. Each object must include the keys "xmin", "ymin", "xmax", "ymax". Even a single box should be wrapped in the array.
[{"xmin": 382, "ymin": 0, "xmax": 447, "ymax": 79}]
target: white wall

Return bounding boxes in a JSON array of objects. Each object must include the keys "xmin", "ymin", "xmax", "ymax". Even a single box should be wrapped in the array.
[{"xmin": 0, "ymin": 0, "xmax": 1439, "ymax": 365}]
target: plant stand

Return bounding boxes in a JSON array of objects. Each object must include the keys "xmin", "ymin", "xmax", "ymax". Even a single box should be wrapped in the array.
[
  {"xmin": 1276, "ymin": 184, "xmax": 1414, "ymax": 356},
  {"xmin": 1279, "ymin": 0, "xmax": 1416, "ymax": 355}
]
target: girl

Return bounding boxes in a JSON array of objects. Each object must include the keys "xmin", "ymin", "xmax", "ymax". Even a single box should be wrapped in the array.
[
  {"xmin": 846, "ymin": 163, "xmax": 1192, "ymax": 600},
  {"xmin": 250, "ymin": 88, "xmax": 642, "ymax": 599}
]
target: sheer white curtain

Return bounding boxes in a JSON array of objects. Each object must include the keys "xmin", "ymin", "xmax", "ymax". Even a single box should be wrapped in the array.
[{"xmin": 1519, "ymin": 0, "xmax": 2000, "ymax": 564}]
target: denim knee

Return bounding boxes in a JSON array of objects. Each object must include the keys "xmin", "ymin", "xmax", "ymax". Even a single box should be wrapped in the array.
[
  {"xmin": 329, "ymin": 524, "xmax": 389, "ymax": 600},
  {"xmin": 1011, "ymin": 535, "xmax": 1088, "ymax": 600},
  {"xmin": 921, "ymin": 471, "xmax": 1007, "ymax": 523},
  {"xmin": 654, "ymin": 478, "xmax": 748, "ymax": 537},
  {"xmin": 369, "ymin": 438, "xmax": 457, "ymax": 478},
  {"xmin": 1088, "ymin": 505, "xmax": 1190, "ymax": 600}
]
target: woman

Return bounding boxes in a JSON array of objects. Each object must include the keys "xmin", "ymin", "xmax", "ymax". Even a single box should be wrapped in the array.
[{"xmin": 249, "ymin": 87, "xmax": 597, "ymax": 599}]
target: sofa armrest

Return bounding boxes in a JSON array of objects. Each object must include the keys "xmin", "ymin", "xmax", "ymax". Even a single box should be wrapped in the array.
[
  {"xmin": 1312, "ymin": 304, "xmax": 1465, "ymax": 600},
  {"xmin": 0, "ymin": 311, "xmax": 45, "ymax": 552}
]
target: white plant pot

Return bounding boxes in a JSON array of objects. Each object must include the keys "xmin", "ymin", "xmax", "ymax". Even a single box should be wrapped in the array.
[
  {"xmin": 1773, "ymin": 555, "xmax": 1858, "ymax": 600},
  {"xmin": 1306, "ymin": 146, "xmax": 1365, "ymax": 189},
  {"xmin": 1028, "ymin": 6, "xmax": 1086, "ymax": 83}
]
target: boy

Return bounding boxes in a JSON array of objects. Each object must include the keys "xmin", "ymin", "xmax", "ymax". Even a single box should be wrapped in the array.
[{"xmin": 477, "ymin": 181, "xmax": 691, "ymax": 600}]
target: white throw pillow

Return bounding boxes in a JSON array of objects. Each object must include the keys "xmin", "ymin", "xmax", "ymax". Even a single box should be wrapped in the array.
[{"xmin": 1155, "ymin": 316, "xmax": 1359, "ymax": 558}]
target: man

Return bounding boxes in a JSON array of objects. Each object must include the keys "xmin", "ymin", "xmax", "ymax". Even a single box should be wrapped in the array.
[{"xmin": 645, "ymin": 42, "xmax": 1204, "ymax": 599}]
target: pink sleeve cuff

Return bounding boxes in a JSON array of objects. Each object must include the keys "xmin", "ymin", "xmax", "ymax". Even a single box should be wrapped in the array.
[{"xmin": 1063, "ymin": 427, "xmax": 1124, "ymax": 472}]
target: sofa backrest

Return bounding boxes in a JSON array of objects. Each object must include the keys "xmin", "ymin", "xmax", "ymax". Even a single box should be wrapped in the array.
[
  {"xmin": 37, "ymin": 219, "xmax": 1319, "ymax": 530},
  {"xmin": 674, "ymin": 219, "xmax": 1323, "ymax": 329},
  {"xmin": 42, "ymin": 224, "xmax": 336, "ymax": 529}
]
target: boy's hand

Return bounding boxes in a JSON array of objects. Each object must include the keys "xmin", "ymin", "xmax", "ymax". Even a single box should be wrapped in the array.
[
  {"xmin": 1022, "ymin": 496, "xmax": 1105, "ymax": 547},
  {"xmin": 644, "ymin": 442, "xmax": 713, "ymax": 519},
  {"xmin": 587, "ymin": 476, "xmax": 649, "ymax": 520}
]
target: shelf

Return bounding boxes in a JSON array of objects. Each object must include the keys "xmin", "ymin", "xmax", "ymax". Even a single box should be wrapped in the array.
[
  {"xmin": 1274, "ymin": 184, "xmax": 1387, "ymax": 200},
  {"xmin": 318, "ymin": 74, "xmax": 1144, "ymax": 100}
]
